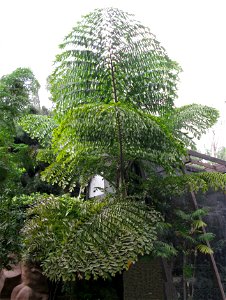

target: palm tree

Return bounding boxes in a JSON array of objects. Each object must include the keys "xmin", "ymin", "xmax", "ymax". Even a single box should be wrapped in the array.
[{"xmin": 21, "ymin": 9, "xmax": 223, "ymax": 291}]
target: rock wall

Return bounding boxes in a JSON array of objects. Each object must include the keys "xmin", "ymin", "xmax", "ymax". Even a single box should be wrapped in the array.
[
  {"xmin": 0, "ymin": 263, "xmax": 49, "ymax": 300},
  {"xmin": 0, "ymin": 265, "xmax": 21, "ymax": 300}
]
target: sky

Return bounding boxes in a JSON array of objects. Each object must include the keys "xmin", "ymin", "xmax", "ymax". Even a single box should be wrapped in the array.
[{"xmin": 1, "ymin": 0, "xmax": 226, "ymax": 151}]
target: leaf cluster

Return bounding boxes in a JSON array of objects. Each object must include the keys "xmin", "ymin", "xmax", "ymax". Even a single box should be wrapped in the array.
[
  {"xmin": 147, "ymin": 172, "xmax": 226, "ymax": 199},
  {"xmin": 19, "ymin": 114, "xmax": 56, "ymax": 148},
  {"xmin": 51, "ymin": 8, "xmax": 180, "ymax": 116},
  {"xmin": 173, "ymin": 208, "xmax": 214, "ymax": 255},
  {"xmin": 22, "ymin": 193, "xmax": 162, "ymax": 281},
  {"xmin": 161, "ymin": 104, "xmax": 219, "ymax": 148}
]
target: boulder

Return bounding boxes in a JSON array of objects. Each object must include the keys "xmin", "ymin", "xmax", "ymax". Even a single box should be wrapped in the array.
[
  {"xmin": 0, "ymin": 264, "xmax": 21, "ymax": 299},
  {"xmin": 11, "ymin": 263, "xmax": 48, "ymax": 300}
]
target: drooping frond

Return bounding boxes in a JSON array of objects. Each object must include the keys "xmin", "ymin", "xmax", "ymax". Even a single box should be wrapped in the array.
[
  {"xmin": 54, "ymin": 103, "xmax": 179, "ymax": 151},
  {"xmin": 151, "ymin": 241, "xmax": 177, "ymax": 258},
  {"xmin": 196, "ymin": 244, "xmax": 213, "ymax": 255},
  {"xmin": 22, "ymin": 193, "xmax": 162, "ymax": 281},
  {"xmin": 41, "ymin": 102, "xmax": 185, "ymax": 189},
  {"xmin": 161, "ymin": 104, "xmax": 219, "ymax": 148}
]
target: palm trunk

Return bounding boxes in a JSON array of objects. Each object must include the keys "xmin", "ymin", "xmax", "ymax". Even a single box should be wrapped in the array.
[
  {"xmin": 162, "ymin": 259, "xmax": 178, "ymax": 300},
  {"xmin": 182, "ymin": 252, "xmax": 187, "ymax": 300},
  {"xmin": 109, "ymin": 51, "xmax": 126, "ymax": 193},
  {"xmin": 190, "ymin": 251, "xmax": 197, "ymax": 300}
]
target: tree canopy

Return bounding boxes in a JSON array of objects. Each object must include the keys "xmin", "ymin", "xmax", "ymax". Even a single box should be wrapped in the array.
[{"xmin": 0, "ymin": 68, "xmax": 41, "ymax": 192}]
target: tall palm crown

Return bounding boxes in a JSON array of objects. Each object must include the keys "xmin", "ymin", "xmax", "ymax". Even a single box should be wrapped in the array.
[
  {"xmin": 52, "ymin": 8, "xmax": 180, "ymax": 114},
  {"xmin": 48, "ymin": 7, "xmax": 183, "ymax": 190}
]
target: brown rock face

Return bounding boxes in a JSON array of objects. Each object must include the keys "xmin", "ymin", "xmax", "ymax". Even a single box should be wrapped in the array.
[
  {"xmin": 10, "ymin": 263, "xmax": 49, "ymax": 300},
  {"xmin": 0, "ymin": 264, "xmax": 22, "ymax": 299}
]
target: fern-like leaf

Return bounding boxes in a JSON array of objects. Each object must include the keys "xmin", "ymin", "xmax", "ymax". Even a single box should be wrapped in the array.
[{"xmin": 22, "ymin": 193, "xmax": 162, "ymax": 281}]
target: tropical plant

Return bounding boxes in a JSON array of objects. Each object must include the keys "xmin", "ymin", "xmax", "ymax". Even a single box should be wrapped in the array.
[
  {"xmin": 34, "ymin": 8, "xmax": 218, "ymax": 191},
  {"xmin": 173, "ymin": 208, "xmax": 215, "ymax": 300},
  {"xmin": 22, "ymin": 193, "xmax": 161, "ymax": 281},
  {"xmin": 0, "ymin": 196, "xmax": 26, "ymax": 269},
  {"xmin": 19, "ymin": 7, "xmax": 223, "ymax": 288}
]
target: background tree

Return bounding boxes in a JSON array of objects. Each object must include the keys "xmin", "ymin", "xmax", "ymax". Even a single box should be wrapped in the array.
[
  {"xmin": 0, "ymin": 68, "xmax": 42, "ymax": 268},
  {"xmin": 0, "ymin": 68, "xmax": 41, "ymax": 193}
]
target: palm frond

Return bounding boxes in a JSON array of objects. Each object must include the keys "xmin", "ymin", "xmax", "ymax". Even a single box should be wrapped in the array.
[
  {"xmin": 161, "ymin": 104, "xmax": 219, "ymax": 148},
  {"xmin": 22, "ymin": 193, "xmax": 162, "ymax": 281}
]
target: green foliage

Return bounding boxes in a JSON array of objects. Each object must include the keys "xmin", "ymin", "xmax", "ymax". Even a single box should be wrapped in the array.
[
  {"xmin": 196, "ymin": 244, "xmax": 213, "ymax": 255},
  {"xmin": 151, "ymin": 241, "xmax": 177, "ymax": 258},
  {"xmin": 45, "ymin": 7, "xmax": 185, "ymax": 191},
  {"xmin": 161, "ymin": 104, "xmax": 219, "ymax": 148},
  {"xmin": 0, "ymin": 196, "xmax": 27, "ymax": 269},
  {"xmin": 51, "ymin": 8, "xmax": 180, "ymax": 115},
  {"xmin": 0, "ymin": 144, "xmax": 29, "ymax": 195},
  {"xmin": 173, "ymin": 208, "xmax": 214, "ymax": 255},
  {"xmin": 147, "ymin": 172, "xmax": 226, "ymax": 199},
  {"xmin": 41, "ymin": 102, "xmax": 184, "ymax": 189},
  {"xmin": 22, "ymin": 193, "xmax": 161, "ymax": 281},
  {"xmin": 16, "ymin": 9, "xmax": 221, "ymax": 288},
  {"xmin": 2, "ymin": 8, "xmax": 220, "ymax": 291},
  {"xmin": 43, "ymin": 8, "xmax": 219, "ymax": 192},
  {"xmin": 0, "ymin": 144, "xmax": 39, "ymax": 268},
  {"xmin": 197, "ymin": 232, "xmax": 215, "ymax": 243},
  {"xmin": 0, "ymin": 68, "xmax": 44, "ymax": 268},
  {"xmin": 19, "ymin": 114, "xmax": 56, "ymax": 147},
  {"xmin": 0, "ymin": 68, "xmax": 41, "ymax": 191},
  {"xmin": 0, "ymin": 68, "xmax": 40, "ymax": 130}
]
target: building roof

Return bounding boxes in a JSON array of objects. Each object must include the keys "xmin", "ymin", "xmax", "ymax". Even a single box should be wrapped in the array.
[{"xmin": 185, "ymin": 150, "xmax": 226, "ymax": 173}]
